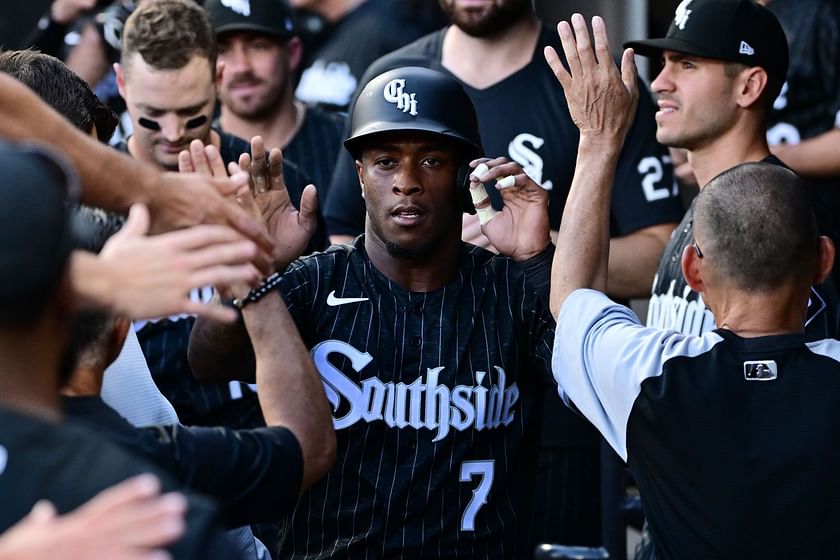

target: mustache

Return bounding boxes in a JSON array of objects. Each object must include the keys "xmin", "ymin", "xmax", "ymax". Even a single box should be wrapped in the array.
[{"xmin": 226, "ymin": 72, "xmax": 264, "ymax": 88}]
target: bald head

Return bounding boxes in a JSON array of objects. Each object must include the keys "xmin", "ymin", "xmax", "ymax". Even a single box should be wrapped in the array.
[{"xmin": 694, "ymin": 163, "xmax": 818, "ymax": 292}]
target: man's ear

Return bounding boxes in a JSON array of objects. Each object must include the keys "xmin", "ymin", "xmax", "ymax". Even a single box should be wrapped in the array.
[
  {"xmin": 105, "ymin": 317, "xmax": 131, "ymax": 368},
  {"xmin": 815, "ymin": 235, "xmax": 836, "ymax": 285},
  {"xmin": 287, "ymin": 37, "xmax": 303, "ymax": 73},
  {"xmin": 735, "ymin": 67, "xmax": 769, "ymax": 109},
  {"xmin": 681, "ymin": 243, "xmax": 705, "ymax": 294},
  {"xmin": 114, "ymin": 63, "xmax": 127, "ymax": 99},
  {"xmin": 355, "ymin": 159, "xmax": 365, "ymax": 200}
]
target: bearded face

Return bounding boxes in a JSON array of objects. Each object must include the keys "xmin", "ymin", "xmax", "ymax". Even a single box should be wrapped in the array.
[{"xmin": 438, "ymin": 0, "xmax": 533, "ymax": 37}]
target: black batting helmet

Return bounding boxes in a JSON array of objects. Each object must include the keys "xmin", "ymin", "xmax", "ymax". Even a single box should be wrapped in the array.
[{"xmin": 344, "ymin": 66, "xmax": 483, "ymax": 160}]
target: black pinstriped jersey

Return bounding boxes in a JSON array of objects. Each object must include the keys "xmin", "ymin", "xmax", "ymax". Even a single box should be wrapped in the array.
[
  {"xmin": 765, "ymin": 0, "xmax": 840, "ymax": 218},
  {"xmin": 277, "ymin": 238, "xmax": 555, "ymax": 559},
  {"xmin": 277, "ymin": 107, "xmax": 345, "ymax": 206},
  {"xmin": 647, "ymin": 155, "xmax": 840, "ymax": 339},
  {"xmin": 766, "ymin": 0, "xmax": 840, "ymax": 146},
  {"xmin": 556, "ymin": 289, "xmax": 840, "ymax": 559}
]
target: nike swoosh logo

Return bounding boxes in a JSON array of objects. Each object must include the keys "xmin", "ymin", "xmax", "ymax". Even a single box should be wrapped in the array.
[{"xmin": 326, "ymin": 290, "xmax": 369, "ymax": 306}]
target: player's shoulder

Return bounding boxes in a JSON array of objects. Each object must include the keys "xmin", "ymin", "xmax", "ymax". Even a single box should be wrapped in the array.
[
  {"xmin": 286, "ymin": 240, "xmax": 359, "ymax": 275},
  {"xmin": 303, "ymin": 106, "xmax": 346, "ymax": 135},
  {"xmin": 359, "ymin": 28, "xmax": 446, "ymax": 85}
]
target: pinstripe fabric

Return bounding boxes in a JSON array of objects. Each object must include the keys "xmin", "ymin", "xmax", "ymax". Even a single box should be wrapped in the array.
[
  {"xmin": 277, "ymin": 238, "xmax": 554, "ymax": 559},
  {"xmin": 281, "ymin": 107, "xmax": 345, "ymax": 204},
  {"xmin": 764, "ymin": 0, "xmax": 840, "ymax": 219}
]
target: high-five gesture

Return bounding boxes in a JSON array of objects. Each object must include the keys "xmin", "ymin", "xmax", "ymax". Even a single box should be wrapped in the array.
[
  {"xmin": 544, "ymin": 14, "xmax": 638, "ymax": 148},
  {"xmin": 233, "ymin": 136, "xmax": 319, "ymax": 271},
  {"xmin": 178, "ymin": 137, "xmax": 319, "ymax": 272},
  {"xmin": 545, "ymin": 14, "xmax": 638, "ymax": 315}
]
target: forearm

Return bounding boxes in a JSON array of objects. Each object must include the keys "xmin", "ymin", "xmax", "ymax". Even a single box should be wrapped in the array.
[
  {"xmin": 606, "ymin": 223, "xmax": 676, "ymax": 299},
  {"xmin": 0, "ymin": 73, "xmax": 157, "ymax": 214},
  {"xmin": 771, "ymin": 129, "xmax": 840, "ymax": 177},
  {"xmin": 188, "ymin": 310, "xmax": 255, "ymax": 383},
  {"xmin": 243, "ymin": 291, "xmax": 335, "ymax": 491},
  {"xmin": 550, "ymin": 140, "xmax": 620, "ymax": 317},
  {"xmin": 70, "ymin": 251, "xmax": 116, "ymax": 312}
]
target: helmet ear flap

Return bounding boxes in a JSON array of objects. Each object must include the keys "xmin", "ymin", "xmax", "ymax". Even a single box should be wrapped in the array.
[{"xmin": 457, "ymin": 163, "xmax": 476, "ymax": 214}]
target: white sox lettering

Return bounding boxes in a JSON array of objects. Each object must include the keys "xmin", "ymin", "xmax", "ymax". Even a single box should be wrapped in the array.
[
  {"xmin": 508, "ymin": 133, "xmax": 553, "ymax": 191},
  {"xmin": 383, "ymin": 79, "xmax": 419, "ymax": 116},
  {"xmin": 220, "ymin": 0, "xmax": 250, "ymax": 16},
  {"xmin": 312, "ymin": 340, "xmax": 519, "ymax": 441}
]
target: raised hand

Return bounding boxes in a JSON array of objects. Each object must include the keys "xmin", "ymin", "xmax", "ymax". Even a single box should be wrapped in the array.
[
  {"xmin": 544, "ymin": 14, "xmax": 638, "ymax": 147},
  {"xmin": 469, "ymin": 157, "xmax": 550, "ymax": 261},
  {"xmin": 50, "ymin": 0, "xmax": 98, "ymax": 24},
  {"xmin": 232, "ymin": 136, "xmax": 319, "ymax": 271},
  {"xmin": 93, "ymin": 204, "xmax": 261, "ymax": 322}
]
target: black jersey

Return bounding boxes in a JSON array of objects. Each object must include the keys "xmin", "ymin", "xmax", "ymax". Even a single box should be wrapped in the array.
[
  {"xmin": 647, "ymin": 155, "xmax": 840, "ymax": 339},
  {"xmin": 555, "ymin": 289, "xmax": 840, "ymax": 559},
  {"xmin": 294, "ymin": 0, "xmax": 445, "ymax": 111},
  {"xmin": 61, "ymin": 395, "xmax": 303, "ymax": 527},
  {"xmin": 324, "ymin": 25, "xmax": 684, "ymax": 237},
  {"xmin": 765, "ymin": 0, "xmax": 840, "ymax": 216},
  {"xmin": 0, "ymin": 407, "xmax": 239, "ymax": 559},
  {"xmin": 116, "ymin": 130, "xmax": 326, "ymax": 429},
  {"xmin": 275, "ymin": 238, "xmax": 554, "ymax": 559}
]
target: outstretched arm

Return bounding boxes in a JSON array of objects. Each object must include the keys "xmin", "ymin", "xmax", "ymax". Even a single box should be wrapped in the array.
[
  {"xmin": 544, "ymin": 14, "xmax": 639, "ymax": 317},
  {"xmin": 72, "ymin": 204, "xmax": 261, "ymax": 323},
  {"xmin": 184, "ymin": 136, "xmax": 319, "ymax": 381},
  {"xmin": 0, "ymin": 73, "xmax": 272, "ymax": 251},
  {"xmin": 181, "ymin": 136, "xmax": 334, "ymax": 490}
]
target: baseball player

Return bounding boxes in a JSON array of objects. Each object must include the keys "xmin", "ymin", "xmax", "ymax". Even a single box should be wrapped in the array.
[
  {"xmin": 625, "ymin": 0, "xmax": 840, "ymax": 339},
  {"xmin": 549, "ymin": 13, "xmax": 840, "ymax": 559},
  {"xmin": 189, "ymin": 66, "xmax": 557, "ymax": 558}
]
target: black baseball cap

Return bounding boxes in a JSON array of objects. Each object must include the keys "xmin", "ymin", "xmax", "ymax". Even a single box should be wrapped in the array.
[
  {"xmin": 625, "ymin": 0, "xmax": 788, "ymax": 82},
  {"xmin": 204, "ymin": 0, "xmax": 296, "ymax": 40},
  {"xmin": 0, "ymin": 142, "xmax": 78, "ymax": 301}
]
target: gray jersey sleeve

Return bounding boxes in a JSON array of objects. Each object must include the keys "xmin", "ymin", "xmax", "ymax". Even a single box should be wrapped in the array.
[{"xmin": 552, "ymin": 289, "xmax": 723, "ymax": 460}]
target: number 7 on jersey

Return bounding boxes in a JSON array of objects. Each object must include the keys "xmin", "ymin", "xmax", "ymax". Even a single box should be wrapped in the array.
[{"xmin": 459, "ymin": 460, "xmax": 495, "ymax": 531}]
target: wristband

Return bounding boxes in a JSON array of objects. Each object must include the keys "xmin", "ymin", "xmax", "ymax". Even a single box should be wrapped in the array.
[{"xmin": 232, "ymin": 272, "xmax": 283, "ymax": 309}]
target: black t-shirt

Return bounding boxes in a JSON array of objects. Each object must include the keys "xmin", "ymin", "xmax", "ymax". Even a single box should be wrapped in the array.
[
  {"xmin": 0, "ymin": 407, "xmax": 240, "ymax": 560},
  {"xmin": 294, "ymin": 0, "xmax": 445, "ymax": 111},
  {"xmin": 647, "ymin": 155, "xmax": 840, "ymax": 339},
  {"xmin": 61, "ymin": 395, "xmax": 304, "ymax": 528},
  {"xmin": 556, "ymin": 290, "xmax": 840, "ymax": 559},
  {"xmin": 324, "ymin": 25, "xmax": 684, "ymax": 237},
  {"xmin": 275, "ymin": 238, "xmax": 554, "ymax": 559}
]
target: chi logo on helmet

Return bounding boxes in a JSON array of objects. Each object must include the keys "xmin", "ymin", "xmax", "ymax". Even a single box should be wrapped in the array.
[
  {"xmin": 383, "ymin": 79, "xmax": 419, "ymax": 116},
  {"xmin": 674, "ymin": 0, "xmax": 692, "ymax": 30},
  {"xmin": 220, "ymin": 0, "xmax": 250, "ymax": 16}
]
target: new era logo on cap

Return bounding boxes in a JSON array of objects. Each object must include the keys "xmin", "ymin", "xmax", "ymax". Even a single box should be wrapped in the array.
[
  {"xmin": 220, "ymin": 0, "xmax": 250, "ymax": 16},
  {"xmin": 674, "ymin": 0, "xmax": 693, "ymax": 30},
  {"xmin": 384, "ymin": 79, "xmax": 419, "ymax": 116},
  {"xmin": 739, "ymin": 41, "xmax": 755, "ymax": 56}
]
